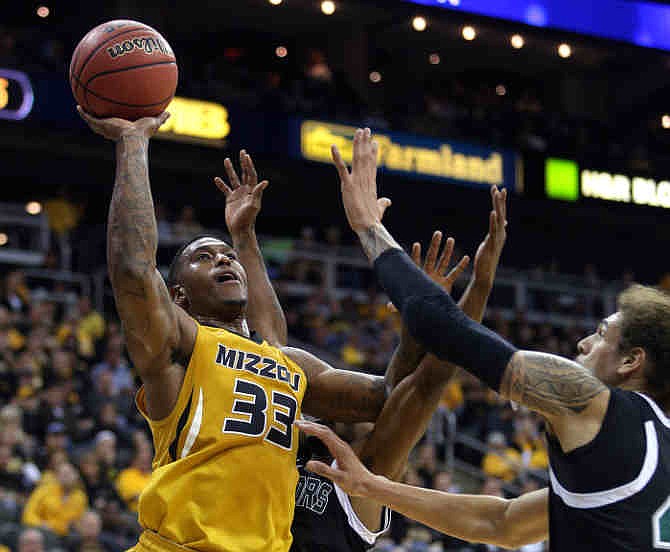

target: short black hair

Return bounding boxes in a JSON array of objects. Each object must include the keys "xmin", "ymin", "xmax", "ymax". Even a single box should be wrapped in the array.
[{"xmin": 166, "ymin": 232, "xmax": 230, "ymax": 288}]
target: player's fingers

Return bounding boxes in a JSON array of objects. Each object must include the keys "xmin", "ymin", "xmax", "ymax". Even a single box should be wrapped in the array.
[
  {"xmin": 425, "ymin": 231, "xmax": 442, "ymax": 271},
  {"xmin": 447, "ymin": 255, "xmax": 470, "ymax": 284},
  {"xmin": 244, "ymin": 150, "xmax": 258, "ymax": 184},
  {"xmin": 352, "ymin": 129, "xmax": 364, "ymax": 174},
  {"xmin": 224, "ymin": 158, "xmax": 241, "ymax": 189},
  {"xmin": 500, "ymin": 188, "xmax": 508, "ymax": 222},
  {"xmin": 253, "ymin": 180, "xmax": 269, "ymax": 198},
  {"xmin": 213, "ymin": 177, "xmax": 232, "ymax": 197},
  {"xmin": 331, "ymin": 146, "xmax": 350, "ymax": 182},
  {"xmin": 437, "ymin": 237, "xmax": 455, "ymax": 275},
  {"xmin": 411, "ymin": 242, "xmax": 421, "ymax": 266},
  {"xmin": 304, "ymin": 460, "xmax": 341, "ymax": 482},
  {"xmin": 377, "ymin": 197, "xmax": 391, "ymax": 220},
  {"xmin": 296, "ymin": 420, "xmax": 348, "ymax": 455},
  {"xmin": 156, "ymin": 111, "xmax": 170, "ymax": 128},
  {"xmin": 489, "ymin": 210, "xmax": 497, "ymax": 237}
]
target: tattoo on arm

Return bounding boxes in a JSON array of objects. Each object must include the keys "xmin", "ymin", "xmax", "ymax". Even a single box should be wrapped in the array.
[
  {"xmin": 500, "ymin": 351, "xmax": 607, "ymax": 417},
  {"xmin": 107, "ymin": 136, "xmax": 157, "ymax": 284},
  {"xmin": 357, "ymin": 223, "xmax": 402, "ymax": 264}
]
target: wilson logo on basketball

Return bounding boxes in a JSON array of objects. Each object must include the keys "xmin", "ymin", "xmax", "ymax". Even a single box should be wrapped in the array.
[{"xmin": 106, "ymin": 37, "xmax": 172, "ymax": 59}]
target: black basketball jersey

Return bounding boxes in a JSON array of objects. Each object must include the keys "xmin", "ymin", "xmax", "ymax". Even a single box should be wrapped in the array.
[
  {"xmin": 547, "ymin": 388, "xmax": 670, "ymax": 551},
  {"xmin": 290, "ymin": 463, "xmax": 390, "ymax": 552}
]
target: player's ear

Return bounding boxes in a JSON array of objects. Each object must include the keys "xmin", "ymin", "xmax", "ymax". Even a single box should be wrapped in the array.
[
  {"xmin": 618, "ymin": 347, "xmax": 645, "ymax": 377},
  {"xmin": 171, "ymin": 285, "xmax": 189, "ymax": 309}
]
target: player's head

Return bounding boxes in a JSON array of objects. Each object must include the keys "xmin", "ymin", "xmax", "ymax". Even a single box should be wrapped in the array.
[
  {"xmin": 167, "ymin": 234, "xmax": 248, "ymax": 321},
  {"xmin": 576, "ymin": 285, "xmax": 670, "ymax": 402}
]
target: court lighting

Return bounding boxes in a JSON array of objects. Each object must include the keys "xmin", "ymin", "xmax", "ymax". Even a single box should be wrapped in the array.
[{"xmin": 462, "ymin": 26, "xmax": 476, "ymax": 41}]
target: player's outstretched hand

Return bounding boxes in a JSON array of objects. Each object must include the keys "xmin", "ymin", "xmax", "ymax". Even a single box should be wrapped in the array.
[
  {"xmin": 296, "ymin": 420, "xmax": 376, "ymax": 498},
  {"xmin": 387, "ymin": 232, "xmax": 469, "ymax": 312},
  {"xmin": 412, "ymin": 231, "xmax": 470, "ymax": 295},
  {"xmin": 77, "ymin": 105, "xmax": 170, "ymax": 142},
  {"xmin": 215, "ymin": 149, "xmax": 269, "ymax": 236},
  {"xmin": 331, "ymin": 128, "xmax": 391, "ymax": 234},
  {"xmin": 472, "ymin": 185, "xmax": 507, "ymax": 288}
]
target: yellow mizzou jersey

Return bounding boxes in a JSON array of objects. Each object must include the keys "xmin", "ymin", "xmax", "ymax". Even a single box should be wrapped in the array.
[{"xmin": 133, "ymin": 323, "xmax": 306, "ymax": 552}]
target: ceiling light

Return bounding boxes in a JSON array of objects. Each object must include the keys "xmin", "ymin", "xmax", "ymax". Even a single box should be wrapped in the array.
[
  {"xmin": 321, "ymin": 1, "xmax": 336, "ymax": 15},
  {"xmin": 511, "ymin": 34, "xmax": 524, "ymax": 49},
  {"xmin": 558, "ymin": 43, "xmax": 572, "ymax": 58},
  {"xmin": 412, "ymin": 16, "xmax": 427, "ymax": 32},
  {"xmin": 26, "ymin": 202, "xmax": 42, "ymax": 215},
  {"xmin": 462, "ymin": 26, "xmax": 476, "ymax": 41}
]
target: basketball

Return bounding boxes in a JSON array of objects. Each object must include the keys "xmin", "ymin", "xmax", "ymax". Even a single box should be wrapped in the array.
[{"xmin": 69, "ymin": 20, "xmax": 178, "ymax": 121}]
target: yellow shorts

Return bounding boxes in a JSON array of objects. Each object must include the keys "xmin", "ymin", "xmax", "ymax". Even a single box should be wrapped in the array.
[{"xmin": 127, "ymin": 530, "xmax": 196, "ymax": 552}]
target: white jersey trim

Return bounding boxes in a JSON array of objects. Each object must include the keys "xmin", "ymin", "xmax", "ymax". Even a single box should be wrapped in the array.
[
  {"xmin": 332, "ymin": 461, "xmax": 391, "ymax": 545},
  {"xmin": 180, "ymin": 387, "xmax": 203, "ymax": 458},
  {"xmin": 636, "ymin": 392, "xmax": 670, "ymax": 429},
  {"xmin": 549, "ymin": 420, "xmax": 658, "ymax": 509}
]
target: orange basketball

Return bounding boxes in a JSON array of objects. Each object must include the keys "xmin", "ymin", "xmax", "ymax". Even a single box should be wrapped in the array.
[{"xmin": 69, "ymin": 20, "xmax": 178, "ymax": 121}]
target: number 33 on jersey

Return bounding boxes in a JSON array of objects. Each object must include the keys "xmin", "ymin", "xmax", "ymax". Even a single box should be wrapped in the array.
[{"xmin": 135, "ymin": 322, "xmax": 306, "ymax": 551}]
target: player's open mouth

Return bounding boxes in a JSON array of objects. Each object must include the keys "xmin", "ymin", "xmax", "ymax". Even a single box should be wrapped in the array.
[{"xmin": 215, "ymin": 272, "xmax": 239, "ymax": 283}]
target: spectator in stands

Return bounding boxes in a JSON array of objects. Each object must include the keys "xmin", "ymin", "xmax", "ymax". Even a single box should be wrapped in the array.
[
  {"xmin": 91, "ymin": 337, "xmax": 133, "ymax": 397},
  {"xmin": 172, "ymin": 205, "xmax": 203, "ymax": 241},
  {"xmin": 34, "ymin": 421, "xmax": 68, "ymax": 472},
  {"xmin": 1, "ymin": 271, "xmax": 31, "ymax": 317},
  {"xmin": 481, "ymin": 431, "xmax": 521, "ymax": 482},
  {"xmin": 17, "ymin": 528, "xmax": 44, "ymax": 552},
  {"xmin": 76, "ymin": 296, "xmax": 105, "ymax": 351},
  {"xmin": 339, "ymin": 332, "xmax": 366, "ymax": 368},
  {"xmin": 65, "ymin": 509, "xmax": 107, "ymax": 552},
  {"xmin": 116, "ymin": 445, "xmax": 152, "ymax": 513},
  {"xmin": 93, "ymin": 431, "xmax": 118, "ymax": 490},
  {"xmin": 512, "ymin": 410, "xmax": 548, "ymax": 474},
  {"xmin": 0, "ymin": 305, "xmax": 24, "ymax": 351},
  {"xmin": 22, "ymin": 461, "xmax": 87, "ymax": 536}
]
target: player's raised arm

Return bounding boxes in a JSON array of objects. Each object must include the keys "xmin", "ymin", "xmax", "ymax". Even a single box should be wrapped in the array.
[
  {"xmin": 215, "ymin": 150, "xmax": 286, "ymax": 346},
  {"xmin": 298, "ymin": 420, "xmax": 549, "ymax": 549},
  {"xmin": 334, "ymin": 128, "xmax": 609, "ymax": 452},
  {"xmin": 78, "ymin": 107, "xmax": 196, "ymax": 420}
]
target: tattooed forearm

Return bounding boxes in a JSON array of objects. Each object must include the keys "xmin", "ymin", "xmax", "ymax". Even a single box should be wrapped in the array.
[
  {"xmin": 107, "ymin": 136, "xmax": 157, "ymax": 286},
  {"xmin": 356, "ymin": 223, "xmax": 402, "ymax": 264},
  {"xmin": 500, "ymin": 351, "xmax": 607, "ymax": 417}
]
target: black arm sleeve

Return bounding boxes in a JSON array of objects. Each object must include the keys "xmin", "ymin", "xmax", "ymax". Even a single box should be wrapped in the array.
[{"xmin": 373, "ymin": 248, "xmax": 517, "ymax": 391}]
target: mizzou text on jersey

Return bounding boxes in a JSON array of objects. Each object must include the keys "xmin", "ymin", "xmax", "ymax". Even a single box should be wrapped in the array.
[{"xmin": 128, "ymin": 323, "xmax": 306, "ymax": 552}]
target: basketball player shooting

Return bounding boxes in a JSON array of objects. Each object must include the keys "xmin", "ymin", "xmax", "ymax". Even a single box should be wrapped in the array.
[
  {"xmin": 299, "ymin": 128, "xmax": 670, "ymax": 551},
  {"xmin": 204, "ymin": 141, "xmax": 507, "ymax": 550},
  {"xmin": 76, "ymin": 109, "xmax": 400, "ymax": 552}
]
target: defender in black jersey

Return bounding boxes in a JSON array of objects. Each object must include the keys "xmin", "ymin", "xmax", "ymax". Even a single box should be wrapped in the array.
[
  {"xmin": 297, "ymin": 128, "xmax": 670, "ymax": 552},
  {"xmin": 290, "ymin": 196, "xmax": 506, "ymax": 552}
]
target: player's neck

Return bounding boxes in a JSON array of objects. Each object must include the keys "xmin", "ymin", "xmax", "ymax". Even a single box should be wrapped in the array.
[{"xmin": 196, "ymin": 315, "xmax": 250, "ymax": 338}]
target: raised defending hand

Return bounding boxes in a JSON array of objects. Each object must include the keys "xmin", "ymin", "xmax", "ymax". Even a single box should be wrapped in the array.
[
  {"xmin": 214, "ymin": 150, "xmax": 269, "ymax": 236},
  {"xmin": 472, "ymin": 186, "xmax": 508, "ymax": 288},
  {"xmin": 296, "ymin": 420, "xmax": 375, "ymax": 497},
  {"xmin": 412, "ymin": 231, "xmax": 470, "ymax": 295},
  {"xmin": 331, "ymin": 128, "xmax": 391, "ymax": 233},
  {"xmin": 77, "ymin": 106, "xmax": 169, "ymax": 142},
  {"xmin": 388, "ymin": 232, "xmax": 469, "ymax": 312}
]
